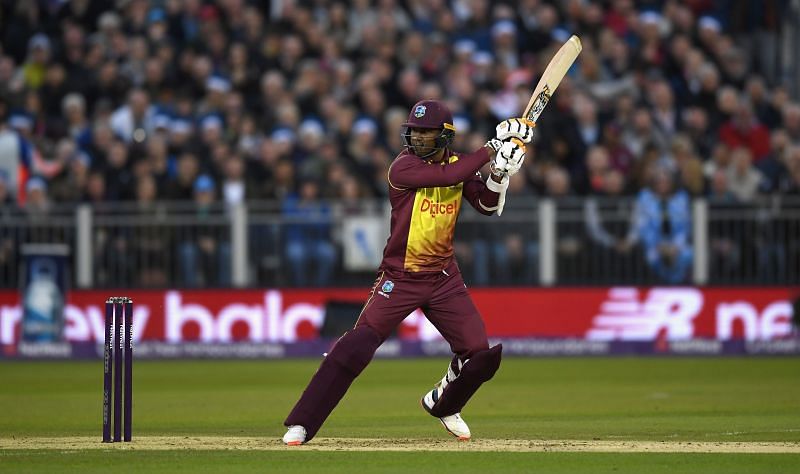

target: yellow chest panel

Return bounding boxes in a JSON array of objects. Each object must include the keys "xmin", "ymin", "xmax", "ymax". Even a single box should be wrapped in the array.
[{"xmin": 404, "ymin": 156, "xmax": 464, "ymax": 271}]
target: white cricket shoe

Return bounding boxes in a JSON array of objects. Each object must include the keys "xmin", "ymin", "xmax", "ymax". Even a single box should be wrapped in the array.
[
  {"xmin": 421, "ymin": 387, "xmax": 471, "ymax": 441},
  {"xmin": 283, "ymin": 425, "xmax": 307, "ymax": 446}
]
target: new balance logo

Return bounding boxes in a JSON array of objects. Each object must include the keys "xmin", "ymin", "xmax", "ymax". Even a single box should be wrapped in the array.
[{"xmin": 586, "ymin": 288, "xmax": 703, "ymax": 341}]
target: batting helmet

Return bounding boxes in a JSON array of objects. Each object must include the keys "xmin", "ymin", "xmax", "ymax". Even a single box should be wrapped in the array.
[{"xmin": 401, "ymin": 100, "xmax": 456, "ymax": 158}]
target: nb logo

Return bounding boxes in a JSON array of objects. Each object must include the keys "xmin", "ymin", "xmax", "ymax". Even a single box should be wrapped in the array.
[{"xmin": 586, "ymin": 287, "xmax": 703, "ymax": 341}]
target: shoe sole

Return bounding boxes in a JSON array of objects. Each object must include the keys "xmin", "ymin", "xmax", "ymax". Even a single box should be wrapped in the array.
[
  {"xmin": 420, "ymin": 396, "xmax": 470, "ymax": 441},
  {"xmin": 285, "ymin": 441, "xmax": 303, "ymax": 446}
]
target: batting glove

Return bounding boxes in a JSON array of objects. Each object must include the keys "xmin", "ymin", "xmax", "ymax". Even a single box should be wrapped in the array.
[
  {"xmin": 495, "ymin": 118, "xmax": 535, "ymax": 143},
  {"xmin": 491, "ymin": 138, "xmax": 525, "ymax": 177}
]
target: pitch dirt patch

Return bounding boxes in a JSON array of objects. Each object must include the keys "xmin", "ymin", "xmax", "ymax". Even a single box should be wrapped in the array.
[{"xmin": 1, "ymin": 437, "xmax": 799, "ymax": 453}]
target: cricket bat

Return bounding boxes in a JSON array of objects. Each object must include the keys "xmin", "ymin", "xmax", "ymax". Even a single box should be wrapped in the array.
[
  {"xmin": 497, "ymin": 35, "xmax": 582, "ymax": 216},
  {"xmin": 523, "ymin": 35, "xmax": 583, "ymax": 124}
]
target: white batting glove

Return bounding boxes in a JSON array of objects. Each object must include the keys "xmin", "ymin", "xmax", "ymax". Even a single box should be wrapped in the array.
[
  {"xmin": 484, "ymin": 138, "xmax": 503, "ymax": 152},
  {"xmin": 491, "ymin": 138, "xmax": 526, "ymax": 177},
  {"xmin": 495, "ymin": 118, "xmax": 535, "ymax": 143}
]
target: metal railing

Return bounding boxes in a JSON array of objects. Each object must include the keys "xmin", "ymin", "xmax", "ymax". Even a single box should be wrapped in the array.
[{"xmin": 1, "ymin": 196, "xmax": 798, "ymax": 289}]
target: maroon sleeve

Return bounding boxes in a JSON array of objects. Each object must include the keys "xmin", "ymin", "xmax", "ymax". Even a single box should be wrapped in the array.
[
  {"xmin": 462, "ymin": 172, "xmax": 500, "ymax": 216},
  {"xmin": 388, "ymin": 148, "xmax": 491, "ymax": 189}
]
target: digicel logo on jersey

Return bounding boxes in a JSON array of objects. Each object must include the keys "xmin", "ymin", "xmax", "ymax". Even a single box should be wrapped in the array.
[{"xmin": 419, "ymin": 198, "xmax": 455, "ymax": 217}]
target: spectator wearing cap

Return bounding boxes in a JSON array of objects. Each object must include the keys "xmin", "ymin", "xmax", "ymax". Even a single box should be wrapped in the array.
[
  {"xmin": 203, "ymin": 75, "xmax": 231, "ymax": 114},
  {"xmin": 179, "ymin": 174, "xmax": 231, "ymax": 286},
  {"xmin": 270, "ymin": 127, "xmax": 297, "ymax": 161},
  {"xmin": 198, "ymin": 114, "xmax": 225, "ymax": 163},
  {"xmin": 346, "ymin": 117, "xmax": 379, "ymax": 185},
  {"xmin": 22, "ymin": 177, "xmax": 52, "ymax": 240},
  {"xmin": 146, "ymin": 7, "xmax": 169, "ymax": 43},
  {"xmin": 491, "ymin": 20, "xmax": 519, "ymax": 69},
  {"xmin": 168, "ymin": 118, "xmax": 194, "ymax": 155},
  {"xmin": 281, "ymin": 179, "xmax": 336, "ymax": 287}
]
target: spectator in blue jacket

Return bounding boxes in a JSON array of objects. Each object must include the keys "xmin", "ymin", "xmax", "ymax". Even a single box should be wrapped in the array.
[{"xmin": 636, "ymin": 167, "xmax": 693, "ymax": 284}]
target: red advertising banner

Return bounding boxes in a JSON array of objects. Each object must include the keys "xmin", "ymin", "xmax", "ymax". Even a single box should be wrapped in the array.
[{"xmin": 0, "ymin": 287, "xmax": 795, "ymax": 344}]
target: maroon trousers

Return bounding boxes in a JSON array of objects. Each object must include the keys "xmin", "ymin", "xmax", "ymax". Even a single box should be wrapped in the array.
[
  {"xmin": 356, "ymin": 261, "xmax": 489, "ymax": 356},
  {"xmin": 284, "ymin": 260, "xmax": 490, "ymax": 440}
]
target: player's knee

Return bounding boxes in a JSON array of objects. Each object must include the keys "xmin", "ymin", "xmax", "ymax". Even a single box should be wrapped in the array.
[
  {"xmin": 462, "ymin": 338, "xmax": 490, "ymax": 359},
  {"xmin": 326, "ymin": 325, "xmax": 382, "ymax": 376},
  {"xmin": 463, "ymin": 344, "xmax": 503, "ymax": 382}
]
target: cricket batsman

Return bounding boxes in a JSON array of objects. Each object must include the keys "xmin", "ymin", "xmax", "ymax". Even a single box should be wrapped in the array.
[{"xmin": 283, "ymin": 99, "xmax": 534, "ymax": 445}]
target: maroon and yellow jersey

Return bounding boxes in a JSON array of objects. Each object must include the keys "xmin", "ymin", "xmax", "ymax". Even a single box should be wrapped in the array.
[{"xmin": 381, "ymin": 147, "xmax": 501, "ymax": 273}]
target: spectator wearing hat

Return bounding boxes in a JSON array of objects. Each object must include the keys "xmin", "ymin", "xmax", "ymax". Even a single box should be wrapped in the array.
[
  {"xmin": 281, "ymin": 179, "xmax": 336, "ymax": 287},
  {"xmin": 179, "ymin": 174, "xmax": 231, "ymax": 286}
]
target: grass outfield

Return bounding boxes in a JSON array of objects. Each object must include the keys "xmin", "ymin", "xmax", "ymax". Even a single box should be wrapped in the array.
[{"xmin": 1, "ymin": 357, "xmax": 798, "ymax": 472}]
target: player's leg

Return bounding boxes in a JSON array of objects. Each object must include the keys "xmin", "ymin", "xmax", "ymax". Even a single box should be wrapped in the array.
[
  {"xmin": 419, "ymin": 268, "xmax": 502, "ymax": 439},
  {"xmin": 283, "ymin": 324, "xmax": 382, "ymax": 445},
  {"xmin": 283, "ymin": 270, "xmax": 425, "ymax": 444}
]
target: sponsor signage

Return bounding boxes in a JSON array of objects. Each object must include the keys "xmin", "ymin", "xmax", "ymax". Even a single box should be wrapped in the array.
[{"xmin": 0, "ymin": 287, "xmax": 795, "ymax": 345}]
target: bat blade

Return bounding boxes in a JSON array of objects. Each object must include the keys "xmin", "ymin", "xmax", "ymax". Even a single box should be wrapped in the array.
[{"xmin": 523, "ymin": 35, "xmax": 582, "ymax": 123}]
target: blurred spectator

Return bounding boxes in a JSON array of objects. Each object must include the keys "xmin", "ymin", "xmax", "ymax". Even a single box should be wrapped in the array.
[
  {"xmin": 584, "ymin": 169, "xmax": 641, "ymax": 282},
  {"xmin": 109, "ymin": 88, "xmax": 156, "ymax": 143},
  {"xmin": 484, "ymin": 173, "xmax": 539, "ymax": 285},
  {"xmin": 282, "ymin": 180, "xmax": 336, "ymax": 287},
  {"xmin": 179, "ymin": 175, "xmax": 231, "ymax": 287},
  {"xmin": 168, "ymin": 152, "xmax": 200, "ymax": 200},
  {"xmin": 726, "ymin": 147, "xmax": 764, "ymax": 203},
  {"xmin": 707, "ymin": 169, "xmax": 742, "ymax": 281},
  {"xmin": 636, "ymin": 167, "xmax": 693, "ymax": 284},
  {"xmin": 50, "ymin": 150, "xmax": 91, "ymax": 203},
  {"xmin": 719, "ymin": 99, "xmax": 771, "ymax": 162},
  {"xmin": 22, "ymin": 176, "xmax": 66, "ymax": 244},
  {"xmin": 133, "ymin": 175, "xmax": 170, "ymax": 286},
  {"xmin": 22, "ymin": 34, "xmax": 52, "ymax": 90},
  {"xmin": 648, "ymin": 80, "xmax": 680, "ymax": 141},
  {"xmin": 671, "ymin": 135, "xmax": 704, "ymax": 196},
  {"xmin": 221, "ymin": 154, "xmax": 249, "ymax": 207}
]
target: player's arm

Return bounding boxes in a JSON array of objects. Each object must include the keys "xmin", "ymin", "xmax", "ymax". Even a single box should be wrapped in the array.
[
  {"xmin": 462, "ymin": 171, "xmax": 505, "ymax": 216},
  {"xmin": 388, "ymin": 148, "xmax": 492, "ymax": 189}
]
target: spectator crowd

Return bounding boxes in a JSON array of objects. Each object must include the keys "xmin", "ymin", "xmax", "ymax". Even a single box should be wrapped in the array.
[{"xmin": 0, "ymin": 0, "xmax": 798, "ymax": 287}]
